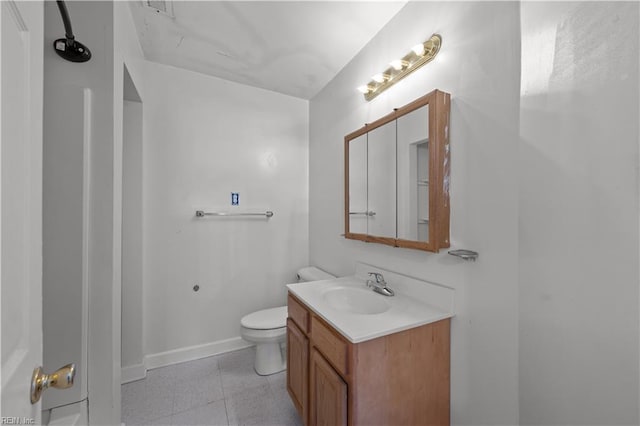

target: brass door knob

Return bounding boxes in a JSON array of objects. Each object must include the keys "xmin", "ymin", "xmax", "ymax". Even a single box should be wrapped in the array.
[{"xmin": 30, "ymin": 363, "xmax": 75, "ymax": 404}]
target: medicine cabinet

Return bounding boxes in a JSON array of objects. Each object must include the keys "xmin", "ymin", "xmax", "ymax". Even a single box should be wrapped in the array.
[{"xmin": 344, "ymin": 89, "xmax": 451, "ymax": 252}]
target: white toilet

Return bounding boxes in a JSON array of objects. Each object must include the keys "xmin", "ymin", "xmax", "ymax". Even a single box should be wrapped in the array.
[{"xmin": 240, "ymin": 266, "xmax": 335, "ymax": 376}]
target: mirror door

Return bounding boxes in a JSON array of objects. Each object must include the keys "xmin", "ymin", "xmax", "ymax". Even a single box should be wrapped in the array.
[
  {"xmin": 396, "ymin": 105, "xmax": 429, "ymax": 242},
  {"xmin": 367, "ymin": 121, "xmax": 396, "ymax": 241},
  {"xmin": 347, "ymin": 133, "xmax": 368, "ymax": 235}
]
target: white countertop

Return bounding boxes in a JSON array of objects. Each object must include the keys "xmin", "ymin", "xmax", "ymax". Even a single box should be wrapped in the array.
[{"xmin": 287, "ymin": 274, "xmax": 454, "ymax": 344}]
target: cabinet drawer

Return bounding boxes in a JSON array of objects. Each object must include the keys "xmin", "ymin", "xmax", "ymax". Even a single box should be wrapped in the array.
[
  {"xmin": 288, "ymin": 293, "xmax": 309, "ymax": 334},
  {"xmin": 311, "ymin": 315, "xmax": 348, "ymax": 376}
]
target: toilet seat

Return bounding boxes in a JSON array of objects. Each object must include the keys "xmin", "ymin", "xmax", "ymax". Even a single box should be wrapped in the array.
[
  {"xmin": 241, "ymin": 306, "xmax": 287, "ymax": 330},
  {"xmin": 240, "ymin": 325, "xmax": 286, "ymax": 343}
]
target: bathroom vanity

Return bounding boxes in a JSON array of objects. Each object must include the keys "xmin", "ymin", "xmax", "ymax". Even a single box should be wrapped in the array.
[{"xmin": 286, "ymin": 266, "xmax": 454, "ymax": 426}]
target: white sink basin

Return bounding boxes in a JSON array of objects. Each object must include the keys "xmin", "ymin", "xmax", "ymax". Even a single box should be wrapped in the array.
[
  {"xmin": 287, "ymin": 269, "xmax": 455, "ymax": 343},
  {"xmin": 323, "ymin": 286, "xmax": 391, "ymax": 315}
]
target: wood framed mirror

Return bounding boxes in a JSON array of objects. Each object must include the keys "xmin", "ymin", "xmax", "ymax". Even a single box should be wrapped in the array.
[{"xmin": 344, "ymin": 89, "xmax": 450, "ymax": 252}]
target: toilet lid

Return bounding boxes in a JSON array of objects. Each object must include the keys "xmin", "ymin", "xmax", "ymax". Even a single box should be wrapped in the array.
[{"xmin": 241, "ymin": 306, "xmax": 287, "ymax": 330}]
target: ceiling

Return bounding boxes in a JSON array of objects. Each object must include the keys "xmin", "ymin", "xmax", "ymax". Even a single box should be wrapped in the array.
[{"xmin": 128, "ymin": 1, "xmax": 407, "ymax": 99}]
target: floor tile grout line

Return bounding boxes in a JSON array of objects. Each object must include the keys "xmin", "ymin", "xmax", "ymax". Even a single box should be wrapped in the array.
[
  {"xmin": 217, "ymin": 356, "xmax": 231, "ymax": 426},
  {"xmin": 222, "ymin": 396, "xmax": 231, "ymax": 426},
  {"xmin": 170, "ymin": 368, "xmax": 176, "ymax": 419}
]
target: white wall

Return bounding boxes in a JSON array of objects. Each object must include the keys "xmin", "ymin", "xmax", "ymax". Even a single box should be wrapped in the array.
[
  {"xmin": 43, "ymin": 1, "xmax": 146, "ymax": 422},
  {"xmin": 42, "ymin": 83, "xmax": 90, "ymax": 411},
  {"xmin": 122, "ymin": 99, "xmax": 144, "ymax": 381},
  {"xmin": 112, "ymin": 1, "xmax": 147, "ymax": 420},
  {"xmin": 43, "ymin": 2, "xmax": 120, "ymax": 423},
  {"xmin": 519, "ymin": 2, "xmax": 639, "ymax": 425},
  {"xmin": 310, "ymin": 2, "xmax": 521, "ymax": 425},
  {"xmin": 142, "ymin": 61, "xmax": 309, "ymax": 363}
]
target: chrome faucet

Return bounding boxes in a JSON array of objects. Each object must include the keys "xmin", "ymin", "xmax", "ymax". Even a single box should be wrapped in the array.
[{"xmin": 366, "ymin": 272, "xmax": 394, "ymax": 297}]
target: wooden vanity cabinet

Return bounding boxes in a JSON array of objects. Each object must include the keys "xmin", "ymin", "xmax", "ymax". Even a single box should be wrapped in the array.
[
  {"xmin": 310, "ymin": 348, "xmax": 348, "ymax": 426},
  {"xmin": 286, "ymin": 293, "xmax": 451, "ymax": 426},
  {"xmin": 287, "ymin": 317, "xmax": 308, "ymax": 421}
]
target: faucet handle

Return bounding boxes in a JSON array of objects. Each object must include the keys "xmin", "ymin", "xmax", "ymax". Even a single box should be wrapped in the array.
[
  {"xmin": 366, "ymin": 272, "xmax": 394, "ymax": 296},
  {"xmin": 368, "ymin": 272, "xmax": 385, "ymax": 284}
]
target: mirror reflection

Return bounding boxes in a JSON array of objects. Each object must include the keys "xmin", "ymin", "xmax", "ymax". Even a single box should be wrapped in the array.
[
  {"xmin": 367, "ymin": 121, "xmax": 396, "ymax": 239},
  {"xmin": 397, "ymin": 105, "xmax": 429, "ymax": 242},
  {"xmin": 348, "ymin": 134, "xmax": 368, "ymax": 235}
]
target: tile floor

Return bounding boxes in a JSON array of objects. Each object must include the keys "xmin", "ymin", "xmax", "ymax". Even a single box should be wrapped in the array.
[{"xmin": 121, "ymin": 347, "xmax": 302, "ymax": 426}]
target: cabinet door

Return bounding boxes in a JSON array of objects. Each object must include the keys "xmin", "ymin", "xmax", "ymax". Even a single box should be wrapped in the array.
[
  {"xmin": 310, "ymin": 349, "xmax": 347, "ymax": 426},
  {"xmin": 347, "ymin": 133, "xmax": 368, "ymax": 235},
  {"xmin": 287, "ymin": 318, "xmax": 308, "ymax": 423}
]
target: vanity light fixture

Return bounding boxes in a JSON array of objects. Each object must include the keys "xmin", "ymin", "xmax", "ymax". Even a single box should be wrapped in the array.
[{"xmin": 358, "ymin": 34, "xmax": 442, "ymax": 101}]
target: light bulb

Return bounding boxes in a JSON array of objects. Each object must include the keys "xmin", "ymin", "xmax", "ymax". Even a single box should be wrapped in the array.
[
  {"xmin": 412, "ymin": 43, "xmax": 426, "ymax": 57},
  {"xmin": 357, "ymin": 85, "xmax": 371, "ymax": 94},
  {"xmin": 372, "ymin": 73, "xmax": 388, "ymax": 83},
  {"xmin": 390, "ymin": 59, "xmax": 408, "ymax": 71}
]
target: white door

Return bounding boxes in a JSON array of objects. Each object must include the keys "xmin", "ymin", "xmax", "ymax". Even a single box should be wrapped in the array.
[{"xmin": 1, "ymin": 0, "xmax": 44, "ymax": 421}]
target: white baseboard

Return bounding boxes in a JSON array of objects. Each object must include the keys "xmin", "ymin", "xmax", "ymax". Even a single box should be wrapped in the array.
[
  {"xmin": 121, "ymin": 363, "xmax": 147, "ymax": 384},
  {"xmin": 144, "ymin": 336, "xmax": 253, "ymax": 371}
]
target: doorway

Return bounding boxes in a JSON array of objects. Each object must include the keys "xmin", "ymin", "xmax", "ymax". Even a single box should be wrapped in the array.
[{"xmin": 121, "ymin": 64, "xmax": 145, "ymax": 384}]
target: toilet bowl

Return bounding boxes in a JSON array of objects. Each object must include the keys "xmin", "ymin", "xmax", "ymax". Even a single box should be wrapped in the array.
[
  {"xmin": 240, "ymin": 307, "xmax": 288, "ymax": 375},
  {"xmin": 240, "ymin": 266, "xmax": 335, "ymax": 376}
]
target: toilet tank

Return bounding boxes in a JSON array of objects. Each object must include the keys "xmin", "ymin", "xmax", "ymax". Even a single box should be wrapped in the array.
[{"xmin": 296, "ymin": 266, "xmax": 335, "ymax": 282}]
